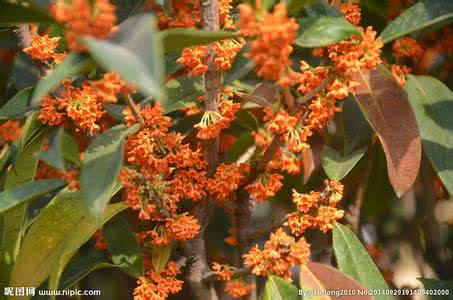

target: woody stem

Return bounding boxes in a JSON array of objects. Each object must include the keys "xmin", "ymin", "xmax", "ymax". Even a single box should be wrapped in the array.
[
  {"xmin": 181, "ymin": 1, "xmax": 220, "ymax": 300},
  {"xmin": 125, "ymin": 94, "xmax": 145, "ymax": 125}
]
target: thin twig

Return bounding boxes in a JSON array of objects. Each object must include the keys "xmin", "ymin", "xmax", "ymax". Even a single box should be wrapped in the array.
[{"xmin": 125, "ymin": 94, "xmax": 145, "ymax": 125}]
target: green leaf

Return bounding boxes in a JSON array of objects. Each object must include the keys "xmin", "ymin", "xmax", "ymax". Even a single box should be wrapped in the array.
[
  {"xmin": 341, "ymin": 96, "xmax": 373, "ymax": 153},
  {"xmin": 31, "ymin": 53, "xmax": 94, "ymax": 107},
  {"xmin": 418, "ymin": 278, "xmax": 453, "ymax": 300},
  {"xmin": 103, "ymin": 103, "xmax": 125, "ymax": 122},
  {"xmin": 81, "ymin": 124, "xmax": 139, "ymax": 221},
  {"xmin": 103, "ymin": 217, "xmax": 144, "ymax": 278},
  {"xmin": 264, "ymin": 275, "xmax": 300, "ymax": 300},
  {"xmin": 0, "ymin": 113, "xmax": 46, "ymax": 288},
  {"xmin": 0, "ymin": 179, "xmax": 65, "ymax": 214},
  {"xmin": 161, "ymin": 28, "xmax": 237, "ymax": 53},
  {"xmin": 9, "ymin": 189, "xmax": 126, "ymax": 295},
  {"xmin": 332, "ymin": 223, "xmax": 393, "ymax": 300},
  {"xmin": 40, "ymin": 128, "xmax": 80, "ymax": 170},
  {"xmin": 304, "ymin": 0, "xmax": 341, "ymax": 17},
  {"xmin": 0, "ymin": 1, "xmax": 55, "ymax": 25},
  {"xmin": 225, "ymin": 132, "xmax": 255, "ymax": 164},
  {"xmin": 296, "ymin": 16, "xmax": 360, "ymax": 48},
  {"xmin": 286, "ymin": 0, "xmax": 315, "ymax": 16},
  {"xmin": 82, "ymin": 14, "xmax": 164, "ymax": 100},
  {"xmin": 379, "ymin": 0, "xmax": 453, "ymax": 44},
  {"xmin": 165, "ymin": 75, "xmax": 204, "ymax": 112},
  {"xmin": 223, "ymin": 44, "xmax": 255, "ymax": 85},
  {"xmin": 235, "ymin": 110, "xmax": 259, "ymax": 131},
  {"xmin": 152, "ymin": 243, "xmax": 172, "ymax": 275},
  {"xmin": 321, "ymin": 146, "xmax": 367, "ymax": 180},
  {"xmin": 0, "ymin": 87, "xmax": 34, "ymax": 121},
  {"xmin": 59, "ymin": 250, "xmax": 115, "ymax": 290},
  {"xmin": 405, "ymin": 75, "xmax": 453, "ymax": 195}
]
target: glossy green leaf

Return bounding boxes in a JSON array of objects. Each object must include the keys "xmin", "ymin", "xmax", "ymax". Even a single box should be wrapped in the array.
[
  {"xmin": 0, "ymin": 179, "xmax": 65, "ymax": 214},
  {"xmin": 31, "ymin": 53, "xmax": 94, "ymax": 107},
  {"xmin": 379, "ymin": 0, "xmax": 453, "ymax": 44},
  {"xmin": 81, "ymin": 124, "xmax": 139, "ymax": 221},
  {"xmin": 0, "ymin": 87, "xmax": 34, "ymax": 121},
  {"xmin": 40, "ymin": 128, "xmax": 79, "ymax": 170},
  {"xmin": 235, "ymin": 110, "xmax": 259, "ymax": 131},
  {"xmin": 0, "ymin": 1, "xmax": 55, "ymax": 25},
  {"xmin": 341, "ymin": 96, "xmax": 373, "ymax": 153},
  {"xmin": 405, "ymin": 75, "xmax": 453, "ymax": 195},
  {"xmin": 59, "ymin": 250, "xmax": 115, "ymax": 290},
  {"xmin": 296, "ymin": 17, "xmax": 360, "ymax": 47},
  {"xmin": 9, "ymin": 189, "xmax": 126, "ymax": 295},
  {"xmin": 103, "ymin": 217, "xmax": 144, "ymax": 278},
  {"xmin": 332, "ymin": 223, "xmax": 393, "ymax": 300},
  {"xmin": 264, "ymin": 275, "xmax": 300, "ymax": 300},
  {"xmin": 418, "ymin": 278, "xmax": 453, "ymax": 300},
  {"xmin": 82, "ymin": 15, "xmax": 164, "ymax": 100},
  {"xmin": 0, "ymin": 113, "xmax": 46, "ymax": 288},
  {"xmin": 161, "ymin": 28, "xmax": 237, "ymax": 53},
  {"xmin": 321, "ymin": 146, "xmax": 367, "ymax": 180}
]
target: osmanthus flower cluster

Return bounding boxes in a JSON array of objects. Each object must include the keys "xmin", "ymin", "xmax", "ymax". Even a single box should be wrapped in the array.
[{"xmin": 10, "ymin": 0, "xmax": 393, "ymax": 299}]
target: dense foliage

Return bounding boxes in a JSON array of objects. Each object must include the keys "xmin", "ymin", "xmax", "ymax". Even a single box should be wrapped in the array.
[{"xmin": 0, "ymin": 0, "xmax": 452, "ymax": 299}]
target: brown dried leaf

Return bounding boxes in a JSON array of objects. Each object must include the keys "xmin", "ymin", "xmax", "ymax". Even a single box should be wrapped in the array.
[
  {"xmin": 352, "ymin": 65, "xmax": 421, "ymax": 197},
  {"xmin": 306, "ymin": 262, "xmax": 373, "ymax": 300}
]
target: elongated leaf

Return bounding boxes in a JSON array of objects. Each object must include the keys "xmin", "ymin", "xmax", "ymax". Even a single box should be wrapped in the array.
[
  {"xmin": 300, "ymin": 264, "xmax": 331, "ymax": 300},
  {"xmin": 103, "ymin": 217, "xmax": 144, "ymax": 278},
  {"xmin": 223, "ymin": 44, "xmax": 255, "ymax": 85},
  {"xmin": 352, "ymin": 65, "xmax": 421, "ymax": 197},
  {"xmin": 165, "ymin": 75, "xmax": 204, "ymax": 112},
  {"xmin": 40, "ymin": 128, "xmax": 79, "ymax": 170},
  {"xmin": 341, "ymin": 96, "xmax": 373, "ymax": 153},
  {"xmin": 31, "ymin": 53, "xmax": 94, "ymax": 107},
  {"xmin": 81, "ymin": 124, "xmax": 139, "ymax": 220},
  {"xmin": 379, "ymin": 0, "xmax": 453, "ymax": 43},
  {"xmin": 264, "ymin": 275, "xmax": 300, "ymax": 300},
  {"xmin": 0, "ymin": 87, "xmax": 34, "ymax": 121},
  {"xmin": 59, "ymin": 250, "xmax": 115, "ymax": 290},
  {"xmin": 405, "ymin": 75, "xmax": 453, "ymax": 195},
  {"xmin": 0, "ymin": 113, "xmax": 45, "ymax": 288},
  {"xmin": 225, "ymin": 132, "xmax": 255, "ymax": 164},
  {"xmin": 304, "ymin": 0, "xmax": 341, "ymax": 17},
  {"xmin": 333, "ymin": 223, "xmax": 392, "ymax": 300},
  {"xmin": 304, "ymin": 262, "xmax": 373, "ymax": 300},
  {"xmin": 9, "ymin": 189, "xmax": 126, "ymax": 295},
  {"xmin": 418, "ymin": 278, "xmax": 453, "ymax": 300},
  {"xmin": 296, "ymin": 16, "xmax": 360, "ymax": 47},
  {"xmin": 82, "ymin": 15, "xmax": 164, "ymax": 100},
  {"xmin": 161, "ymin": 28, "xmax": 237, "ymax": 53},
  {"xmin": 0, "ymin": 179, "xmax": 65, "ymax": 213},
  {"xmin": 152, "ymin": 243, "xmax": 172, "ymax": 275},
  {"xmin": 321, "ymin": 146, "xmax": 367, "ymax": 180},
  {"xmin": 0, "ymin": 1, "xmax": 55, "ymax": 25}
]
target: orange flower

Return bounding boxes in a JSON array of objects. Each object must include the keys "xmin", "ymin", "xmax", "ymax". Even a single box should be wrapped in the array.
[
  {"xmin": 224, "ymin": 281, "xmax": 255, "ymax": 298},
  {"xmin": 133, "ymin": 261, "xmax": 183, "ymax": 300},
  {"xmin": 292, "ymin": 190, "xmax": 320, "ymax": 213},
  {"xmin": 195, "ymin": 99, "xmax": 240, "ymax": 140},
  {"xmin": 165, "ymin": 213, "xmax": 200, "ymax": 241},
  {"xmin": 177, "ymin": 46, "xmax": 209, "ymax": 76},
  {"xmin": 0, "ymin": 121, "xmax": 21, "ymax": 143},
  {"xmin": 23, "ymin": 33, "xmax": 65, "ymax": 63},
  {"xmin": 207, "ymin": 163, "xmax": 250, "ymax": 200},
  {"xmin": 392, "ymin": 37, "xmax": 423, "ymax": 61},
  {"xmin": 341, "ymin": 2, "xmax": 361, "ymax": 25},
  {"xmin": 245, "ymin": 173, "xmax": 284, "ymax": 202},
  {"xmin": 239, "ymin": 3, "xmax": 299, "ymax": 81},
  {"xmin": 66, "ymin": 93, "xmax": 104, "ymax": 135},
  {"xmin": 315, "ymin": 206, "xmax": 344, "ymax": 233},
  {"xmin": 243, "ymin": 228, "xmax": 310, "ymax": 278},
  {"xmin": 328, "ymin": 26, "xmax": 383, "ymax": 75},
  {"xmin": 93, "ymin": 230, "xmax": 107, "ymax": 250},
  {"xmin": 212, "ymin": 262, "xmax": 234, "ymax": 281},
  {"xmin": 265, "ymin": 108, "xmax": 297, "ymax": 135},
  {"xmin": 52, "ymin": 0, "xmax": 117, "ymax": 52},
  {"xmin": 83, "ymin": 72, "xmax": 135, "ymax": 103},
  {"xmin": 391, "ymin": 64, "xmax": 411, "ymax": 87}
]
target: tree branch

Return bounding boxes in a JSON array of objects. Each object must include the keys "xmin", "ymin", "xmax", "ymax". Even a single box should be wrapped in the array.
[
  {"xmin": 181, "ymin": 1, "xmax": 221, "ymax": 299},
  {"xmin": 202, "ymin": 267, "xmax": 251, "ymax": 283},
  {"xmin": 125, "ymin": 95, "xmax": 145, "ymax": 125}
]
